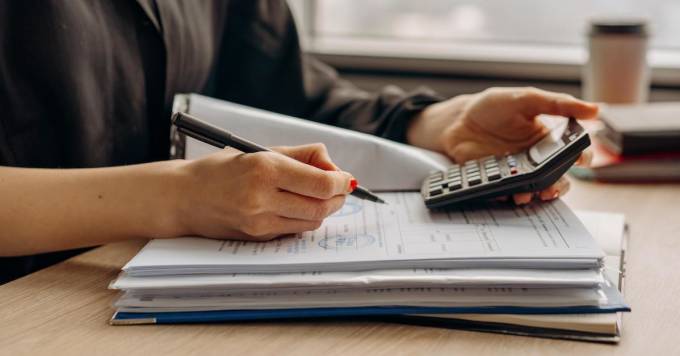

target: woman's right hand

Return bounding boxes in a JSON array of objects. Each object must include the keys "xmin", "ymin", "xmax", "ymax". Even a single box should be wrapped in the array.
[{"xmin": 166, "ymin": 143, "xmax": 354, "ymax": 241}]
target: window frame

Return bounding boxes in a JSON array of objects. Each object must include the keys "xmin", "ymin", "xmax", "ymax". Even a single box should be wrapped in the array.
[{"xmin": 290, "ymin": 0, "xmax": 680, "ymax": 87}]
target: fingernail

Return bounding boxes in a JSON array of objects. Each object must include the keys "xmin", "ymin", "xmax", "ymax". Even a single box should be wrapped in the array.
[
  {"xmin": 552, "ymin": 191, "xmax": 560, "ymax": 200},
  {"xmin": 348, "ymin": 178, "xmax": 358, "ymax": 192}
]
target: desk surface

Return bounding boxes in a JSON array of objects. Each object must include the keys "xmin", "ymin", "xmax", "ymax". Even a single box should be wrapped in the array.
[{"xmin": 1, "ymin": 179, "xmax": 679, "ymax": 355}]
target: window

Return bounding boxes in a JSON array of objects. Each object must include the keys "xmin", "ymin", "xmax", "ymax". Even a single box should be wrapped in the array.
[{"xmin": 290, "ymin": 0, "xmax": 680, "ymax": 85}]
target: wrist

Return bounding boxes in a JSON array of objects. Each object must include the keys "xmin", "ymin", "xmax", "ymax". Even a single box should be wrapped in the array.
[
  {"xmin": 406, "ymin": 94, "xmax": 470, "ymax": 152},
  {"xmin": 147, "ymin": 159, "xmax": 193, "ymax": 239}
]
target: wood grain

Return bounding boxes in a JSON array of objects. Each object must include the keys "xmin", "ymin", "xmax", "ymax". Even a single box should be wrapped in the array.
[{"xmin": 1, "ymin": 178, "xmax": 679, "ymax": 355}]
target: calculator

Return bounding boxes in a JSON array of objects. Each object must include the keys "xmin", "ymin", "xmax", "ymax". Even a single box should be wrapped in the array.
[{"xmin": 421, "ymin": 118, "xmax": 590, "ymax": 209}]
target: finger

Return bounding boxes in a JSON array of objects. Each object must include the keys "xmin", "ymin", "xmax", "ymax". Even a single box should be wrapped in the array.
[
  {"xmin": 238, "ymin": 214, "xmax": 325, "ymax": 241},
  {"xmin": 574, "ymin": 149, "xmax": 593, "ymax": 167},
  {"xmin": 513, "ymin": 192, "xmax": 533, "ymax": 205},
  {"xmin": 519, "ymin": 88, "xmax": 599, "ymax": 119},
  {"xmin": 273, "ymin": 155, "xmax": 353, "ymax": 199},
  {"xmin": 273, "ymin": 143, "xmax": 338, "ymax": 171},
  {"xmin": 538, "ymin": 176, "xmax": 571, "ymax": 201},
  {"xmin": 273, "ymin": 191, "xmax": 346, "ymax": 220}
]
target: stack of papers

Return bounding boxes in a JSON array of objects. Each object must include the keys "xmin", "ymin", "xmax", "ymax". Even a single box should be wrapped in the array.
[
  {"xmin": 125, "ymin": 94, "xmax": 631, "ymax": 342},
  {"xmin": 110, "ymin": 193, "xmax": 629, "ymax": 342},
  {"xmin": 397, "ymin": 210, "xmax": 629, "ymax": 343},
  {"xmin": 121, "ymin": 193, "xmax": 605, "ymax": 275}
]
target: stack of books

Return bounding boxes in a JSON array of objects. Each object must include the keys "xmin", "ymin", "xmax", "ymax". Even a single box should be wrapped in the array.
[
  {"xmin": 109, "ymin": 192, "xmax": 629, "ymax": 343},
  {"xmin": 571, "ymin": 102, "xmax": 680, "ymax": 182}
]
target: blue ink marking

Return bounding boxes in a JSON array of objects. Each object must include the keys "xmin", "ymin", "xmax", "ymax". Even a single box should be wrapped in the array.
[
  {"xmin": 329, "ymin": 201, "xmax": 362, "ymax": 217},
  {"xmin": 319, "ymin": 234, "xmax": 376, "ymax": 250}
]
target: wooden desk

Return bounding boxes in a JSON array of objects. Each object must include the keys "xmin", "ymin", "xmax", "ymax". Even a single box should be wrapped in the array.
[{"xmin": 1, "ymin": 179, "xmax": 680, "ymax": 355}]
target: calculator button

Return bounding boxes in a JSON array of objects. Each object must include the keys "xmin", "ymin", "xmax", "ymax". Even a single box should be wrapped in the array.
[
  {"xmin": 487, "ymin": 171, "xmax": 502, "ymax": 181},
  {"xmin": 429, "ymin": 183, "xmax": 443, "ymax": 191},
  {"xmin": 447, "ymin": 182, "xmax": 462, "ymax": 189},
  {"xmin": 429, "ymin": 188, "xmax": 443, "ymax": 196},
  {"xmin": 448, "ymin": 182, "xmax": 462, "ymax": 190},
  {"xmin": 468, "ymin": 177, "xmax": 482, "ymax": 186},
  {"xmin": 444, "ymin": 176, "xmax": 459, "ymax": 183}
]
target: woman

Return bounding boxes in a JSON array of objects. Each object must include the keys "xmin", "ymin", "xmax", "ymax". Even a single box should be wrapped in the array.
[{"xmin": 0, "ymin": 1, "xmax": 597, "ymax": 282}]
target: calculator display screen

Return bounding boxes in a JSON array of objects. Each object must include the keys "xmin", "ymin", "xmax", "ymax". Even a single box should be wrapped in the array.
[{"xmin": 528, "ymin": 120, "xmax": 567, "ymax": 165}]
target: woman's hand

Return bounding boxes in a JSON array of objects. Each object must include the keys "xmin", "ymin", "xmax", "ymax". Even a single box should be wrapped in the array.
[
  {"xmin": 0, "ymin": 143, "xmax": 352, "ymax": 256},
  {"xmin": 169, "ymin": 143, "xmax": 353, "ymax": 241},
  {"xmin": 407, "ymin": 87, "xmax": 598, "ymax": 204}
]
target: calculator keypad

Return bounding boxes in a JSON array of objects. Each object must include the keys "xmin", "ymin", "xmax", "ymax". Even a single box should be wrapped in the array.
[
  {"xmin": 423, "ymin": 118, "xmax": 588, "ymax": 206},
  {"xmin": 425, "ymin": 155, "xmax": 518, "ymax": 199}
]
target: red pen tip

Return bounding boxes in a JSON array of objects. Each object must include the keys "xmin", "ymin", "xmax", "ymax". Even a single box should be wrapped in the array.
[{"xmin": 349, "ymin": 178, "xmax": 358, "ymax": 192}]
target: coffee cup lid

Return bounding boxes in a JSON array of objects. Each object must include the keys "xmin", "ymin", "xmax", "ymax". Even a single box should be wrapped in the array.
[{"xmin": 589, "ymin": 19, "xmax": 648, "ymax": 36}]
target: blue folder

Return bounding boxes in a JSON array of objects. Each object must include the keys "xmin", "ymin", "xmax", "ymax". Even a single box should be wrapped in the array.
[
  {"xmin": 112, "ymin": 303, "xmax": 630, "ymax": 325},
  {"xmin": 111, "ymin": 280, "xmax": 629, "ymax": 325},
  {"xmin": 111, "ymin": 272, "xmax": 630, "ymax": 325}
]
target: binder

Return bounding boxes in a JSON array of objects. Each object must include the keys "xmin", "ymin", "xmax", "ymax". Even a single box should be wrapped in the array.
[
  {"xmin": 111, "ymin": 279, "xmax": 629, "ymax": 325},
  {"xmin": 390, "ymin": 218, "xmax": 630, "ymax": 343},
  {"xmin": 111, "ymin": 304, "xmax": 629, "ymax": 325}
]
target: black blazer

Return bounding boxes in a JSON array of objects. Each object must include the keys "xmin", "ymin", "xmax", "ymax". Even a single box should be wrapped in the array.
[{"xmin": 0, "ymin": 0, "xmax": 441, "ymax": 283}]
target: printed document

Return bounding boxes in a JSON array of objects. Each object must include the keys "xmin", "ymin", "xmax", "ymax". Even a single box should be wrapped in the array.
[{"xmin": 124, "ymin": 193, "xmax": 604, "ymax": 275}]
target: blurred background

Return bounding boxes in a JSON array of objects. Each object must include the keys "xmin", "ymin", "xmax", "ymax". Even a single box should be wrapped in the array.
[{"xmin": 289, "ymin": 0, "xmax": 680, "ymax": 100}]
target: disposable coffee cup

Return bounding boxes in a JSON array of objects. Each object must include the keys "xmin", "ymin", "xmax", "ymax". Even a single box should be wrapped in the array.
[{"xmin": 582, "ymin": 19, "xmax": 650, "ymax": 104}]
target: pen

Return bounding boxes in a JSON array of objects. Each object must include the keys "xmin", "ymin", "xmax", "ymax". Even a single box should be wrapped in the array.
[{"xmin": 172, "ymin": 112, "xmax": 386, "ymax": 204}]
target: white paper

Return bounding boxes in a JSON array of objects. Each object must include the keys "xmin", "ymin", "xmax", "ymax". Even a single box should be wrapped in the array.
[
  {"xmin": 115, "ymin": 285, "xmax": 608, "ymax": 311},
  {"xmin": 575, "ymin": 210, "xmax": 626, "ymax": 288},
  {"xmin": 416, "ymin": 211, "xmax": 627, "ymax": 335},
  {"xmin": 575, "ymin": 210, "xmax": 625, "ymax": 257},
  {"xmin": 123, "ymin": 193, "xmax": 604, "ymax": 276},
  {"xmin": 110, "ymin": 267, "xmax": 603, "ymax": 293},
  {"xmin": 181, "ymin": 94, "xmax": 451, "ymax": 191}
]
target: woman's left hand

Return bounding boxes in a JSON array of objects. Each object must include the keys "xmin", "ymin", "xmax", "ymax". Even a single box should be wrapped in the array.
[{"xmin": 407, "ymin": 87, "xmax": 598, "ymax": 205}]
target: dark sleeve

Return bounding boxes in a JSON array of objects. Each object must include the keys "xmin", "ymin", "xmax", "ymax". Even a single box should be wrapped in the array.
[{"xmin": 209, "ymin": 0, "xmax": 444, "ymax": 143}]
